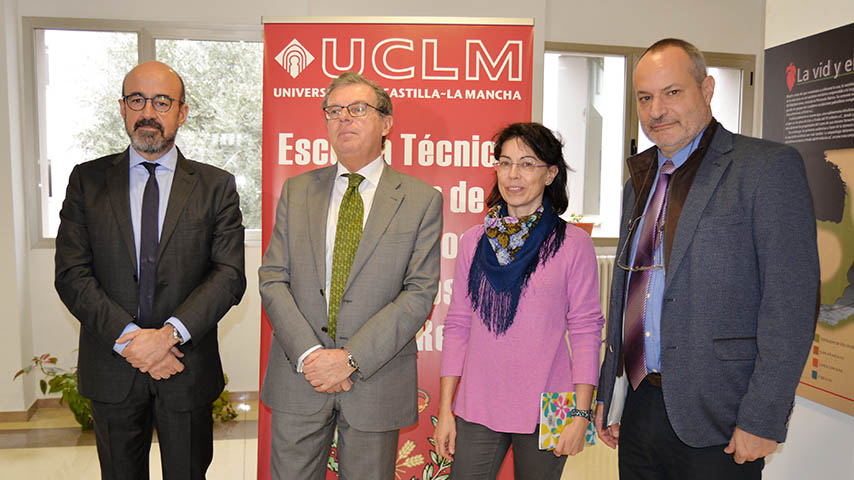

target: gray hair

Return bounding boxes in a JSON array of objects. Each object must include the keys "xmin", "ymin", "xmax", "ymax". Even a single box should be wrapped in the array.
[
  {"xmin": 639, "ymin": 38, "xmax": 707, "ymax": 86},
  {"xmin": 322, "ymin": 72, "xmax": 392, "ymax": 116}
]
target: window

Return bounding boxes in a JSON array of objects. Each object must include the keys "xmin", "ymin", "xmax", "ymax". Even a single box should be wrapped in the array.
[
  {"xmin": 156, "ymin": 39, "xmax": 263, "ymax": 230},
  {"xmin": 23, "ymin": 19, "xmax": 263, "ymax": 244},
  {"xmin": 543, "ymin": 50, "xmax": 627, "ymax": 239},
  {"xmin": 33, "ymin": 28, "xmax": 138, "ymax": 238}
]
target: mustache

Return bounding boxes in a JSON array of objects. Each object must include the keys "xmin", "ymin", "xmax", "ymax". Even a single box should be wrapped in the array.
[
  {"xmin": 648, "ymin": 117, "xmax": 676, "ymax": 128},
  {"xmin": 134, "ymin": 118, "xmax": 163, "ymax": 134}
]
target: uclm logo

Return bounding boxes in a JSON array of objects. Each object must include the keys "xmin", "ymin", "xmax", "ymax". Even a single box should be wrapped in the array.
[
  {"xmin": 274, "ymin": 39, "xmax": 315, "ymax": 79},
  {"xmin": 274, "ymin": 37, "xmax": 524, "ymax": 82}
]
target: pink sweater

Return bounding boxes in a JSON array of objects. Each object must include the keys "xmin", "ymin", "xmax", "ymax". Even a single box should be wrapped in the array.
[{"xmin": 440, "ymin": 223, "xmax": 605, "ymax": 434}]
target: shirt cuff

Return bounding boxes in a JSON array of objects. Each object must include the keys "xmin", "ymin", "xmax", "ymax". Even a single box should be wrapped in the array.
[
  {"xmin": 297, "ymin": 345, "xmax": 323, "ymax": 373},
  {"xmin": 113, "ymin": 322, "xmax": 141, "ymax": 354},
  {"xmin": 164, "ymin": 317, "xmax": 190, "ymax": 345}
]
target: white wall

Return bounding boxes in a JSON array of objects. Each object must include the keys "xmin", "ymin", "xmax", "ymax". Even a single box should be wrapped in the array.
[{"xmin": 762, "ymin": 3, "xmax": 854, "ymax": 479}]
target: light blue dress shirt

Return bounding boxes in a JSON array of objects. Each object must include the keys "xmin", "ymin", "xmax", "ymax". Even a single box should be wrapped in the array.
[
  {"xmin": 114, "ymin": 146, "xmax": 191, "ymax": 354},
  {"xmin": 625, "ymin": 129, "xmax": 705, "ymax": 373}
]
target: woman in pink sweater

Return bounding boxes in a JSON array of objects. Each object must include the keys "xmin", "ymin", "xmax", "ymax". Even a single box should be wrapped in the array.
[{"xmin": 434, "ymin": 123, "xmax": 605, "ymax": 479}]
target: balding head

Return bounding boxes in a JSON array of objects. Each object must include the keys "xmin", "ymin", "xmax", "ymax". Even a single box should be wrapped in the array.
[{"xmin": 123, "ymin": 61, "xmax": 185, "ymax": 103}]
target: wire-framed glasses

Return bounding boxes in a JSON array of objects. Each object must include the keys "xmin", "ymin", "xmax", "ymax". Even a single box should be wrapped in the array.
[
  {"xmin": 493, "ymin": 160, "xmax": 551, "ymax": 175},
  {"xmin": 616, "ymin": 215, "xmax": 665, "ymax": 272}
]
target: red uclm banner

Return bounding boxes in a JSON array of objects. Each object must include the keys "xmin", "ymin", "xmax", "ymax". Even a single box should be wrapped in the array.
[{"xmin": 260, "ymin": 17, "xmax": 533, "ymax": 479}]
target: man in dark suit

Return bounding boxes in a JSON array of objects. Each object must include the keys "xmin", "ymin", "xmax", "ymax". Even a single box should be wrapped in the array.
[
  {"xmin": 55, "ymin": 61, "xmax": 246, "ymax": 479},
  {"xmin": 594, "ymin": 39, "xmax": 819, "ymax": 479},
  {"xmin": 259, "ymin": 72, "xmax": 442, "ymax": 479}
]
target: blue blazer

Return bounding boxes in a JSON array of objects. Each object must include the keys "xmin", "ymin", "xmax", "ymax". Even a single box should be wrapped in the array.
[{"xmin": 597, "ymin": 124, "xmax": 819, "ymax": 447}]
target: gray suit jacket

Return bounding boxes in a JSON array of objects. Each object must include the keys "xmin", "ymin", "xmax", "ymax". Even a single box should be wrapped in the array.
[
  {"xmin": 259, "ymin": 163, "xmax": 442, "ymax": 432},
  {"xmin": 597, "ymin": 125, "xmax": 819, "ymax": 447},
  {"xmin": 55, "ymin": 148, "xmax": 246, "ymax": 410}
]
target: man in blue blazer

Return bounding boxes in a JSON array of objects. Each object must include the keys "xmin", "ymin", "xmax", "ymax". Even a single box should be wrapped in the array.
[{"xmin": 595, "ymin": 39, "xmax": 819, "ymax": 479}]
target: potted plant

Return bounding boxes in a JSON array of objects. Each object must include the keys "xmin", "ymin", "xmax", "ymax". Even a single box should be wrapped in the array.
[
  {"xmin": 567, "ymin": 213, "xmax": 594, "ymax": 235},
  {"xmin": 16, "ymin": 353, "xmax": 239, "ymax": 430},
  {"xmin": 14, "ymin": 353, "xmax": 93, "ymax": 430}
]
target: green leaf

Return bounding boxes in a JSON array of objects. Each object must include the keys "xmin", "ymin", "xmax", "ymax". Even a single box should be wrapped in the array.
[
  {"xmin": 430, "ymin": 450, "xmax": 439, "ymax": 464},
  {"xmin": 430, "ymin": 415, "xmax": 438, "ymax": 428},
  {"xmin": 427, "ymin": 437, "xmax": 436, "ymax": 447},
  {"xmin": 422, "ymin": 463, "xmax": 434, "ymax": 480},
  {"xmin": 39, "ymin": 379, "xmax": 47, "ymax": 394}
]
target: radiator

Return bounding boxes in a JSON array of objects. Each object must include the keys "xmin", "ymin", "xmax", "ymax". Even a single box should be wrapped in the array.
[{"xmin": 596, "ymin": 255, "xmax": 615, "ymax": 318}]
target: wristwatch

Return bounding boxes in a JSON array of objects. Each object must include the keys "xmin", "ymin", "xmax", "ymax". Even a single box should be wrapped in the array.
[
  {"xmin": 170, "ymin": 325, "xmax": 183, "ymax": 343},
  {"xmin": 346, "ymin": 352, "xmax": 359, "ymax": 370},
  {"xmin": 568, "ymin": 408, "xmax": 593, "ymax": 422}
]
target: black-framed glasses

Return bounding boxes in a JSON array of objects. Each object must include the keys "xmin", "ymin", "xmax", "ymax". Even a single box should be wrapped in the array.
[
  {"xmin": 616, "ymin": 215, "xmax": 665, "ymax": 272},
  {"xmin": 122, "ymin": 93, "xmax": 180, "ymax": 113},
  {"xmin": 323, "ymin": 102, "xmax": 386, "ymax": 120}
]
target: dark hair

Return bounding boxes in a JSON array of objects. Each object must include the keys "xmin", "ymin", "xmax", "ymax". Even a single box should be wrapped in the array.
[
  {"xmin": 486, "ymin": 122, "xmax": 570, "ymax": 215},
  {"xmin": 639, "ymin": 38, "xmax": 707, "ymax": 86}
]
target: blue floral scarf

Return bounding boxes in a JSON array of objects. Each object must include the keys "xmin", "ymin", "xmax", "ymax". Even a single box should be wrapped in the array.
[{"xmin": 467, "ymin": 196, "xmax": 566, "ymax": 336}]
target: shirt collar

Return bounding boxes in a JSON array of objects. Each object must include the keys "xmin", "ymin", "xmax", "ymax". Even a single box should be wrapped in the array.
[
  {"xmin": 129, "ymin": 145, "xmax": 178, "ymax": 172},
  {"xmin": 335, "ymin": 155, "xmax": 385, "ymax": 188},
  {"xmin": 657, "ymin": 127, "xmax": 707, "ymax": 170}
]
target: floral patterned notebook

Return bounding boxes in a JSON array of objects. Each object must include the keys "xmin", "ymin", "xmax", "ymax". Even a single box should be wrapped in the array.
[{"xmin": 538, "ymin": 391, "xmax": 597, "ymax": 450}]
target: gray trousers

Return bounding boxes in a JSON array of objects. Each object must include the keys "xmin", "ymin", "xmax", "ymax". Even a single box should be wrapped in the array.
[{"xmin": 270, "ymin": 396, "xmax": 399, "ymax": 480}]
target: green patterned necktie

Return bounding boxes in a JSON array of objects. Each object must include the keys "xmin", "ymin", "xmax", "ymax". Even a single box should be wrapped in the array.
[{"xmin": 328, "ymin": 173, "xmax": 365, "ymax": 339}]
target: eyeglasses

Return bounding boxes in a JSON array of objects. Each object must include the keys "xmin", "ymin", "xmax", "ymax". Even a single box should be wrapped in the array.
[
  {"xmin": 616, "ymin": 215, "xmax": 665, "ymax": 272},
  {"xmin": 323, "ymin": 102, "xmax": 386, "ymax": 120},
  {"xmin": 493, "ymin": 160, "xmax": 551, "ymax": 175},
  {"xmin": 122, "ymin": 93, "xmax": 181, "ymax": 113}
]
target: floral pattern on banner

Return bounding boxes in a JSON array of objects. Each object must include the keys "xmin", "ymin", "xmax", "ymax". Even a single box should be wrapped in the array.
[{"xmin": 326, "ymin": 396, "xmax": 452, "ymax": 480}]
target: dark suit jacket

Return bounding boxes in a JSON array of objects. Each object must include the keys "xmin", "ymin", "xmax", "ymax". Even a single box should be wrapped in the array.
[
  {"xmin": 55, "ymin": 148, "xmax": 246, "ymax": 411},
  {"xmin": 259, "ymin": 163, "xmax": 442, "ymax": 432},
  {"xmin": 597, "ymin": 125, "xmax": 819, "ymax": 447}
]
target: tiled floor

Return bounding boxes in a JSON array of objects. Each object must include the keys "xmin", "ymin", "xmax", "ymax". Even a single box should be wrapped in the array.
[
  {"xmin": 1, "ymin": 396, "xmax": 619, "ymax": 479},
  {"xmin": 0, "ymin": 395, "xmax": 259, "ymax": 480}
]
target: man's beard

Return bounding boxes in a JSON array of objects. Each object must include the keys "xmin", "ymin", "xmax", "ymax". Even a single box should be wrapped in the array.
[{"xmin": 127, "ymin": 118, "xmax": 176, "ymax": 155}]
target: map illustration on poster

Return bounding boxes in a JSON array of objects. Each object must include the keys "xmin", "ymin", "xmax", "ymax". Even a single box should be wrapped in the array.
[{"xmin": 764, "ymin": 22, "xmax": 854, "ymax": 415}]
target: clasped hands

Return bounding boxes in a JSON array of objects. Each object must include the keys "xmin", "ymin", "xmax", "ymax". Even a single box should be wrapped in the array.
[
  {"xmin": 117, "ymin": 325, "xmax": 183, "ymax": 380},
  {"xmin": 303, "ymin": 348, "xmax": 356, "ymax": 394}
]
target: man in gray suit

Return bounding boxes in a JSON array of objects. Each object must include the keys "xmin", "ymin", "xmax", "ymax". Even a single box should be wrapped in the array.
[
  {"xmin": 595, "ymin": 39, "xmax": 819, "ymax": 479},
  {"xmin": 259, "ymin": 72, "xmax": 442, "ymax": 479},
  {"xmin": 55, "ymin": 61, "xmax": 246, "ymax": 479}
]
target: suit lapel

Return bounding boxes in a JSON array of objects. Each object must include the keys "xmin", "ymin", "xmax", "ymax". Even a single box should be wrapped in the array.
[
  {"xmin": 157, "ymin": 151, "xmax": 198, "ymax": 263},
  {"xmin": 345, "ymin": 164, "xmax": 403, "ymax": 292},
  {"xmin": 106, "ymin": 150, "xmax": 137, "ymax": 272},
  {"xmin": 665, "ymin": 128, "xmax": 734, "ymax": 287},
  {"xmin": 308, "ymin": 166, "xmax": 337, "ymax": 289}
]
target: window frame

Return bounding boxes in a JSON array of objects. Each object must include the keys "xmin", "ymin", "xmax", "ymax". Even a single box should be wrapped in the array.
[
  {"xmin": 21, "ymin": 17, "xmax": 263, "ymax": 248},
  {"xmin": 543, "ymin": 42, "xmax": 755, "ymax": 248}
]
